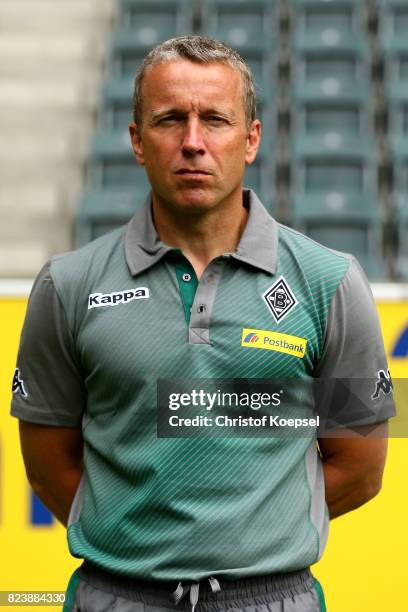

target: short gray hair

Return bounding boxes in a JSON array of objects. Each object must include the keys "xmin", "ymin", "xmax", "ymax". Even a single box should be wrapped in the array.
[{"xmin": 132, "ymin": 35, "xmax": 256, "ymax": 131}]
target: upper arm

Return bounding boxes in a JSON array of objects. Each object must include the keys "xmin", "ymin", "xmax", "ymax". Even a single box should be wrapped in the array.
[
  {"xmin": 315, "ymin": 257, "xmax": 396, "ymax": 430},
  {"xmin": 11, "ymin": 261, "xmax": 86, "ymax": 427}
]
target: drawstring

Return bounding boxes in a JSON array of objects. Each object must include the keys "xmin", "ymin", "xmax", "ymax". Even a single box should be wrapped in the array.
[{"xmin": 173, "ymin": 577, "xmax": 221, "ymax": 612}]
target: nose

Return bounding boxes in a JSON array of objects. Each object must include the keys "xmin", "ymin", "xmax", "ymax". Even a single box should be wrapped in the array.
[{"xmin": 181, "ymin": 117, "xmax": 205, "ymax": 155}]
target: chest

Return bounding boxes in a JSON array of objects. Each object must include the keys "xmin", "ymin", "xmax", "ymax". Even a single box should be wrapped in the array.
[{"xmin": 77, "ymin": 262, "xmax": 325, "ymax": 387}]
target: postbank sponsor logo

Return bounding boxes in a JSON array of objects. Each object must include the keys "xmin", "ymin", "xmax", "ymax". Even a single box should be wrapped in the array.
[
  {"xmin": 242, "ymin": 328, "xmax": 307, "ymax": 358},
  {"xmin": 88, "ymin": 287, "xmax": 149, "ymax": 309}
]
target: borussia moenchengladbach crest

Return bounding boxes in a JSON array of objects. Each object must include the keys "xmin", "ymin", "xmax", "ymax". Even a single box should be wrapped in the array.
[{"xmin": 263, "ymin": 276, "xmax": 298, "ymax": 323}]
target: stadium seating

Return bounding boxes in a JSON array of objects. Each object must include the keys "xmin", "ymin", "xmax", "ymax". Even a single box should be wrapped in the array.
[
  {"xmin": 244, "ymin": 151, "xmax": 275, "ymax": 210},
  {"xmin": 388, "ymin": 86, "xmax": 408, "ymax": 137},
  {"xmin": 291, "ymin": 79, "xmax": 371, "ymax": 137},
  {"xmin": 291, "ymin": 134, "xmax": 376, "ymax": 193},
  {"xmin": 381, "ymin": 1, "xmax": 408, "ymax": 103},
  {"xmin": 289, "ymin": 128, "xmax": 385, "ymax": 277},
  {"xmin": 87, "ymin": 130, "xmax": 147, "ymax": 188},
  {"xmin": 0, "ymin": 0, "xmax": 115, "ymax": 277},
  {"xmin": 119, "ymin": 0, "xmax": 194, "ymax": 42},
  {"xmin": 201, "ymin": 0, "xmax": 277, "ymax": 97},
  {"xmin": 102, "ymin": 78, "xmax": 134, "ymax": 130},
  {"xmin": 291, "ymin": 191, "xmax": 385, "ymax": 278},
  {"xmin": 0, "ymin": 184, "xmax": 72, "ymax": 277},
  {"xmin": 293, "ymin": 28, "xmax": 369, "ymax": 83},
  {"xmin": 0, "ymin": 34, "xmax": 106, "ymax": 78},
  {"xmin": 78, "ymin": 98, "xmax": 149, "ymax": 241},
  {"xmin": 396, "ymin": 201, "xmax": 408, "ymax": 279},
  {"xmin": 199, "ymin": 0, "xmax": 278, "ymax": 207},
  {"xmin": 0, "ymin": 241, "xmax": 55, "ymax": 278},
  {"xmin": 77, "ymin": 0, "xmax": 281, "ymax": 244},
  {"xmin": 381, "ymin": 0, "xmax": 408, "ymax": 279},
  {"xmin": 387, "ymin": 88, "xmax": 408, "ymax": 198},
  {"xmin": 111, "ymin": 0, "xmax": 194, "ymax": 78},
  {"xmin": 292, "ymin": 0, "xmax": 366, "ymax": 32},
  {"xmin": 69, "ymin": 0, "xmax": 401, "ymax": 279},
  {"xmin": 201, "ymin": 0, "xmax": 278, "ymax": 48},
  {"xmin": 291, "ymin": 0, "xmax": 369, "ymax": 82},
  {"xmin": 0, "ymin": 130, "xmax": 85, "ymax": 186},
  {"xmin": 286, "ymin": 0, "xmax": 386, "ymax": 277},
  {"xmin": 0, "ymin": 184, "xmax": 62, "ymax": 217},
  {"xmin": 77, "ymin": 0, "xmax": 195, "ymax": 244},
  {"xmin": 381, "ymin": 0, "xmax": 408, "ymax": 52},
  {"xmin": 0, "ymin": 0, "xmax": 115, "ymax": 34},
  {"xmin": 111, "ymin": 30, "xmax": 154, "ymax": 79},
  {"xmin": 76, "ymin": 190, "xmax": 148, "ymax": 244},
  {"xmin": 0, "ymin": 78, "xmax": 96, "ymax": 112},
  {"xmin": 392, "ymin": 141, "xmax": 408, "ymax": 212}
]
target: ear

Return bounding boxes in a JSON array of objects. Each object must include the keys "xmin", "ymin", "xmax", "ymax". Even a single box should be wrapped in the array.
[
  {"xmin": 245, "ymin": 119, "xmax": 261, "ymax": 165},
  {"xmin": 129, "ymin": 122, "xmax": 145, "ymax": 165}
]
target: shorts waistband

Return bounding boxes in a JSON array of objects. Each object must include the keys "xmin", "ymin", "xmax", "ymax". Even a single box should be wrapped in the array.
[{"xmin": 79, "ymin": 561, "xmax": 314, "ymax": 606}]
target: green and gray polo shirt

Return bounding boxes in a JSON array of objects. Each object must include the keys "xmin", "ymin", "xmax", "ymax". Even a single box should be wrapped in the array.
[{"xmin": 11, "ymin": 189, "xmax": 395, "ymax": 581}]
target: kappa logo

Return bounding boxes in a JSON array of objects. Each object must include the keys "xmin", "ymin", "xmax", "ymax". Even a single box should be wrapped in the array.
[
  {"xmin": 12, "ymin": 368, "xmax": 28, "ymax": 398},
  {"xmin": 263, "ymin": 276, "xmax": 298, "ymax": 323},
  {"xmin": 372, "ymin": 369, "xmax": 393, "ymax": 400},
  {"xmin": 88, "ymin": 287, "xmax": 150, "ymax": 310}
]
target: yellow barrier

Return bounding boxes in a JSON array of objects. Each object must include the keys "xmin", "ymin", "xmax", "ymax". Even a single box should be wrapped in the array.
[{"xmin": 1, "ymin": 295, "xmax": 407, "ymax": 611}]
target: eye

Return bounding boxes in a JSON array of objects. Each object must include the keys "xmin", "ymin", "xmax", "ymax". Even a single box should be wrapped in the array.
[
  {"xmin": 158, "ymin": 115, "xmax": 183, "ymax": 124},
  {"xmin": 206, "ymin": 116, "xmax": 226, "ymax": 123},
  {"xmin": 205, "ymin": 115, "xmax": 231, "ymax": 127}
]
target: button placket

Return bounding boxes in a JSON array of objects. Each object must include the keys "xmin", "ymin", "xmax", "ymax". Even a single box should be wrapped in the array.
[{"xmin": 188, "ymin": 258, "xmax": 227, "ymax": 345}]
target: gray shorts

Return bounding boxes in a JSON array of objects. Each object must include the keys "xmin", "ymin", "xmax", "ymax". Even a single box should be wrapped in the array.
[{"xmin": 63, "ymin": 563, "xmax": 326, "ymax": 612}]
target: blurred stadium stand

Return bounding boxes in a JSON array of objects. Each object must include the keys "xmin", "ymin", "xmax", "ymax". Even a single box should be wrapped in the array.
[
  {"xmin": 201, "ymin": 0, "xmax": 279, "ymax": 208},
  {"xmin": 381, "ymin": 0, "xmax": 408, "ymax": 279},
  {"xmin": 0, "ymin": 0, "xmax": 117, "ymax": 277},
  {"xmin": 1, "ymin": 0, "xmax": 407, "ymax": 281},
  {"xmin": 288, "ymin": 0, "xmax": 386, "ymax": 278}
]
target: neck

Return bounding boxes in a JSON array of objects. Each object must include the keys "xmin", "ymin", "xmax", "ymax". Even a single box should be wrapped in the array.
[{"xmin": 151, "ymin": 189, "xmax": 249, "ymax": 278}]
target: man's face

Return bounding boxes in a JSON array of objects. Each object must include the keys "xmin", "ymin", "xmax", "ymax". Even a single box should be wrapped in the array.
[{"xmin": 129, "ymin": 60, "xmax": 261, "ymax": 213}]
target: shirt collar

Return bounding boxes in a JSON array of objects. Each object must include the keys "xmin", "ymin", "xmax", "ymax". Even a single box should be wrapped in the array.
[
  {"xmin": 125, "ymin": 189, "xmax": 278, "ymax": 277},
  {"xmin": 125, "ymin": 193, "xmax": 174, "ymax": 277},
  {"xmin": 231, "ymin": 189, "xmax": 278, "ymax": 274}
]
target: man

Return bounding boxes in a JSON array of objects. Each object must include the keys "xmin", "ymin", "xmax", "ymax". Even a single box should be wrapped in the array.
[{"xmin": 11, "ymin": 36, "xmax": 395, "ymax": 612}]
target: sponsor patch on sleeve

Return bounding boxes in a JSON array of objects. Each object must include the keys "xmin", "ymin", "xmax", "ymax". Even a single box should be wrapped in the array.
[
  {"xmin": 12, "ymin": 368, "xmax": 28, "ymax": 398},
  {"xmin": 371, "ymin": 369, "xmax": 393, "ymax": 400},
  {"xmin": 242, "ymin": 328, "xmax": 307, "ymax": 358}
]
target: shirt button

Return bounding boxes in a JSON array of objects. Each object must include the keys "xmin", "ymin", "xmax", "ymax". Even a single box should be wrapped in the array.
[
  {"xmin": 197, "ymin": 304, "xmax": 206, "ymax": 314},
  {"xmin": 182, "ymin": 273, "xmax": 191, "ymax": 282}
]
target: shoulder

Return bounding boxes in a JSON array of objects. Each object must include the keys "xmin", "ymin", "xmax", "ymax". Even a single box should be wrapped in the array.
[
  {"xmin": 47, "ymin": 226, "xmax": 127, "ymax": 329},
  {"xmin": 275, "ymin": 223, "xmax": 365, "ymax": 327},
  {"xmin": 50, "ymin": 226, "xmax": 126, "ymax": 286},
  {"xmin": 277, "ymin": 222, "xmax": 353, "ymax": 276}
]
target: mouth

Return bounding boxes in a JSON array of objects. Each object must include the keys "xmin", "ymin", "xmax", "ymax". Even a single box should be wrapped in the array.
[{"xmin": 175, "ymin": 169, "xmax": 211, "ymax": 177}]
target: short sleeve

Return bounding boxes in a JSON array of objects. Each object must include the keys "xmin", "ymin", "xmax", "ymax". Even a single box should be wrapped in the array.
[
  {"xmin": 314, "ymin": 257, "xmax": 396, "ymax": 427},
  {"xmin": 10, "ymin": 261, "xmax": 86, "ymax": 426}
]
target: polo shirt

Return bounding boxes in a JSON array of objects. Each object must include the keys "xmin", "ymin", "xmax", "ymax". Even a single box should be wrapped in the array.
[{"xmin": 11, "ymin": 189, "xmax": 395, "ymax": 581}]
